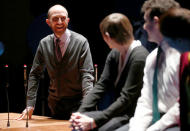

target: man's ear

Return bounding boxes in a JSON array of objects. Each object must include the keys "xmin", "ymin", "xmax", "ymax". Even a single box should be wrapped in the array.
[
  {"xmin": 103, "ymin": 32, "xmax": 110, "ymax": 42},
  {"xmin": 67, "ymin": 17, "xmax": 70, "ymax": 24},
  {"xmin": 46, "ymin": 19, "xmax": 50, "ymax": 26},
  {"xmin": 105, "ymin": 32, "xmax": 110, "ymax": 37},
  {"xmin": 153, "ymin": 16, "xmax": 159, "ymax": 24}
]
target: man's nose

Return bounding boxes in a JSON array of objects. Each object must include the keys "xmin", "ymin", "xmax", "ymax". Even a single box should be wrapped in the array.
[
  {"xmin": 58, "ymin": 18, "xmax": 62, "ymax": 23},
  {"xmin": 143, "ymin": 24, "xmax": 146, "ymax": 30}
]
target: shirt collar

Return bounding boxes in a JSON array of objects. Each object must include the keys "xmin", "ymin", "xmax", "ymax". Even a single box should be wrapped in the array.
[
  {"xmin": 54, "ymin": 29, "xmax": 71, "ymax": 44},
  {"xmin": 128, "ymin": 40, "xmax": 142, "ymax": 54},
  {"xmin": 160, "ymin": 40, "xmax": 170, "ymax": 53},
  {"xmin": 121, "ymin": 40, "xmax": 142, "ymax": 69}
]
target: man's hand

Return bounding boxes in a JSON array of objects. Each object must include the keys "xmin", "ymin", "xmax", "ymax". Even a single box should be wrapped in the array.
[
  {"xmin": 69, "ymin": 112, "xmax": 96, "ymax": 131},
  {"xmin": 16, "ymin": 107, "xmax": 34, "ymax": 120}
]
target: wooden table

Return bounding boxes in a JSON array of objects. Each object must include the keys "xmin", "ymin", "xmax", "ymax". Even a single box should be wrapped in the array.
[{"xmin": 0, "ymin": 113, "xmax": 71, "ymax": 131}]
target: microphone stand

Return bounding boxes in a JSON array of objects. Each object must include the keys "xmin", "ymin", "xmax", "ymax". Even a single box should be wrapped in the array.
[
  {"xmin": 94, "ymin": 64, "xmax": 98, "ymax": 111},
  {"xmin": 24, "ymin": 64, "xmax": 28, "ymax": 128},
  {"xmin": 94, "ymin": 64, "xmax": 98, "ymax": 83},
  {"xmin": 5, "ymin": 64, "xmax": 10, "ymax": 127}
]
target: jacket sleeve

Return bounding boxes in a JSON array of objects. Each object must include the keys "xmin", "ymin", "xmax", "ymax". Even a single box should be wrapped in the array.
[
  {"xmin": 78, "ymin": 50, "xmax": 118, "ymax": 112},
  {"xmin": 27, "ymin": 42, "xmax": 45, "ymax": 107},
  {"xmin": 129, "ymin": 51, "xmax": 156, "ymax": 131},
  {"xmin": 79, "ymin": 49, "xmax": 147, "ymax": 127},
  {"xmin": 79, "ymin": 39, "xmax": 94, "ymax": 96},
  {"xmin": 93, "ymin": 61, "xmax": 146, "ymax": 127}
]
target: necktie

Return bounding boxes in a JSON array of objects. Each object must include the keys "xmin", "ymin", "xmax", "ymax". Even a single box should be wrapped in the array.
[
  {"xmin": 55, "ymin": 38, "xmax": 62, "ymax": 62},
  {"xmin": 152, "ymin": 46, "xmax": 162, "ymax": 124}
]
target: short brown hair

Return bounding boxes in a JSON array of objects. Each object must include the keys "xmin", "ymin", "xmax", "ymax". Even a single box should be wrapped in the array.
[
  {"xmin": 99, "ymin": 13, "xmax": 134, "ymax": 45},
  {"xmin": 141, "ymin": 0, "xmax": 180, "ymax": 20}
]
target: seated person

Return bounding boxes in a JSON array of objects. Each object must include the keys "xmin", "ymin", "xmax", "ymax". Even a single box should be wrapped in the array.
[
  {"xmin": 159, "ymin": 7, "xmax": 190, "ymax": 130},
  {"xmin": 69, "ymin": 13, "xmax": 149, "ymax": 131},
  {"xmin": 116, "ymin": 0, "xmax": 181, "ymax": 131}
]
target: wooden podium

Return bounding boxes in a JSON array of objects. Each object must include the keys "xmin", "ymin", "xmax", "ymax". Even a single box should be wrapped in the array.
[{"xmin": 0, "ymin": 113, "xmax": 71, "ymax": 131}]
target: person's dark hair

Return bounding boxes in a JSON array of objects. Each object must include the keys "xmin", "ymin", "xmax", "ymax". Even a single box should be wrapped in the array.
[
  {"xmin": 141, "ymin": 0, "xmax": 180, "ymax": 20},
  {"xmin": 99, "ymin": 13, "xmax": 134, "ymax": 45},
  {"xmin": 160, "ymin": 8, "xmax": 190, "ymax": 39}
]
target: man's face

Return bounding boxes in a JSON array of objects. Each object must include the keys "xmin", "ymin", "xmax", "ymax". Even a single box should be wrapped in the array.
[
  {"xmin": 143, "ymin": 9, "xmax": 160, "ymax": 44},
  {"xmin": 46, "ymin": 7, "xmax": 69, "ymax": 37}
]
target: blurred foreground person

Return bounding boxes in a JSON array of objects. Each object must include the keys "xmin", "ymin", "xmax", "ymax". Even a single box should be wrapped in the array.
[{"xmin": 160, "ymin": 7, "xmax": 190, "ymax": 130}]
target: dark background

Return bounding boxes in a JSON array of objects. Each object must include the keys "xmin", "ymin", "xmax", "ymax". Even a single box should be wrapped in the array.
[{"xmin": 0, "ymin": 0, "xmax": 189, "ymax": 116}]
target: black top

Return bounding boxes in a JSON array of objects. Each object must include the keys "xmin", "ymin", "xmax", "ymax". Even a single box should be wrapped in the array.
[{"xmin": 78, "ymin": 45, "xmax": 149, "ymax": 127}]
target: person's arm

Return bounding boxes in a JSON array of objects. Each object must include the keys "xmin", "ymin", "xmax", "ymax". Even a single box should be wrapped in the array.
[
  {"xmin": 129, "ymin": 52, "xmax": 156, "ymax": 131},
  {"xmin": 79, "ymin": 39, "xmax": 94, "ymax": 96},
  {"xmin": 147, "ymin": 102, "xmax": 179, "ymax": 131},
  {"xmin": 93, "ymin": 62, "xmax": 146, "ymax": 127},
  {"xmin": 78, "ymin": 50, "xmax": 119, "ymax": 112},
  {"xmin": 71, "ymin": 50, "xmax": 119, "ymax": 129},
  {"xmin": 27, "ymin": 42, "xmax": 46, "ymax": 107},
  {"xmin": 17, "ymin": 42, "xmax": 45, "ymax": 120},
  {"xmin": 82, "ymin": 49, "xmax": 148, "ymax": 127}
]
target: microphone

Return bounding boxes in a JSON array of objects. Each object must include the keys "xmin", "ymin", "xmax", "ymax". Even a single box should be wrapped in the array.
[
  {"xmin": 94, "ymin": 64, "xmax": 98, "ymax": 83},
  {"xmin": 24, "ymin": 64, "xmax": 28, "ymax": 128},
  {"xmin": 5, "ymin": 64, "xmax": 10, "ymax": 127}
]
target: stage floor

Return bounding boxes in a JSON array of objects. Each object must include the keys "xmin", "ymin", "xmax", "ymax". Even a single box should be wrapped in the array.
[{"xmin": 0, "ymin": 113, "xmax": 71, "ymax": 131}]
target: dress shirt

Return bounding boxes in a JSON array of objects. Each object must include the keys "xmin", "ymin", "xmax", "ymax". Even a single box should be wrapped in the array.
[
  {"xmin": 129, "ymin": 41, "xmax": 180, "ymax": 131},
  {"xmin": 54, "ymin": 29, "xmax": 71, "ymax": 57}
]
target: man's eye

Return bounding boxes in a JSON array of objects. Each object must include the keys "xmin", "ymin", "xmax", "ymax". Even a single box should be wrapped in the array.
[
  {"xmin": 52, "ymin": 17, "xmax": 66, "ymax": 22},
  {"xmin": 61, "ymin": 17, "xmax": 66, "ymax": 21},
  {"xmin": 52, "ymin": 17, "xmax": 59, "ymax": 22}
]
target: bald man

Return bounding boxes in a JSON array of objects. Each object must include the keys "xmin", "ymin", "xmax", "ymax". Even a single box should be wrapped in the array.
[{"xmin": 17, "ymin": 4, "xmax": 94, "ymax": 120}]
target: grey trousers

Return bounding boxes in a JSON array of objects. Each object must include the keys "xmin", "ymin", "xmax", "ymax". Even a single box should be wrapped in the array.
[
  {"xmin": 84, "ymin": 112, "xmax": 129, "ymax": 131},
  {"xmin": 97, "ymin": 116, "xmax": 128, "ymax": 131}
]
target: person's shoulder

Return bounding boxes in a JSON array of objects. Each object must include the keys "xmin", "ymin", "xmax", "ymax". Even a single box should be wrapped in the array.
[
  {"xmin": 143, "ymin": 47, "xmax": 159, "ymax": 70},
  {"xmin": 145, "ymin": 47, "xmax": 158, "ymax": 62},
  {"xmin": 70, "ymin": 30, "xmax": 88, "ymax": 42},
  {"xmin": 131, "ymin": 42, "xmax": 149, "ymax": 60},
  {"xmin": 109, "ymin": 49, "xmax": 120, "ymax": 56},
  {"xmin": 40, "ymin": 34, "xmax": 54, "ymax": 43},
  {"xmin": 148, "ymin": 47, "xmax": 158, "ymax": 57},
  {"xmin": 107, "ymin": 49, "xmax": 120, "ymax": 61},
  {"xmin": 134, "ymin": 45, "xmax": 149, "ymax": 54}
]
